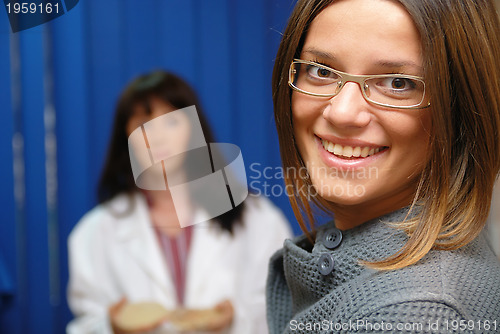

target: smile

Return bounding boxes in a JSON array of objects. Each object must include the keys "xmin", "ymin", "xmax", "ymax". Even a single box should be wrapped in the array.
[{"xmin": 321, "ymin": 138, "xmax": 388, "ymax": 159}]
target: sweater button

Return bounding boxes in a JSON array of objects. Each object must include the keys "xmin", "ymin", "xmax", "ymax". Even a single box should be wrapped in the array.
[
  {"xmin": 318, "ymin": 253, "xmax": 334, "ymax": 275},
  {"xmin": 323, "ymin": 228, "xmax": 342, "ymax": 249}
]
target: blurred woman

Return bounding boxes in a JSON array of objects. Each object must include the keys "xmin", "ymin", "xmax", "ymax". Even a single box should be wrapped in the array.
[{"xmin": 67, "ymin": 70, "xmax": 292, "ymax": 334}]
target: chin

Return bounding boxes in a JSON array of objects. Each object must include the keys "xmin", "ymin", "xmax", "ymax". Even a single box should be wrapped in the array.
[
  {"xmin": 308, "ymin": 178, "xmax": 369, "ymax": 204},
  {"xmin": 318, "ymin": 194, "xmax": 369, "ymax": 207}
]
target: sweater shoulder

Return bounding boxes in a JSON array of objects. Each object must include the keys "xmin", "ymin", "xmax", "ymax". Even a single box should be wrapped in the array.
[{"xmin": 339, "ymin": 239, "xmax": 500, "ymax": 321}]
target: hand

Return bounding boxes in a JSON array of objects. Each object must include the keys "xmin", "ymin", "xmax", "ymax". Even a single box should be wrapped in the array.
[
  {"xmin": 108, "ymin": 298, "xmax": 168, "ymax": 334},
  {"xmin": 203, "ymin": 299, "xmax": 234, "ymax": 332},
  {"xmin": 109, "ymin": 298, "xmax": 129, "ymax": 334}
]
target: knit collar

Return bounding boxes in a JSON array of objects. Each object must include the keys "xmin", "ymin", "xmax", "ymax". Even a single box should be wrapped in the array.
[{"xmin": 283, "ymin": 206, "xmax": 416, "ymax": 314}]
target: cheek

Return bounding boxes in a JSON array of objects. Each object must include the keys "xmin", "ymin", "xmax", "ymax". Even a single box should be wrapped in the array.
[
  {"xmin": 291, "ymin": 106, "xmax": 310, "ymax": 157},
  {"xmin": 386, "ymin": 110, "xmax": 432, "ymax": 163},
  {"xmin": 291, "ymin": 94, "xmax": 324, "ymax": 142},
  {"xmin": 291, "ymin": 93, "xmax": 323, "ymax": 120}
]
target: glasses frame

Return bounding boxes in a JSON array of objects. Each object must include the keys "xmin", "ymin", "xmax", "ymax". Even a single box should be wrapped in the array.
[{"xmin": 288, "ymin": 59, "xmax": 430, "ymax": 109}]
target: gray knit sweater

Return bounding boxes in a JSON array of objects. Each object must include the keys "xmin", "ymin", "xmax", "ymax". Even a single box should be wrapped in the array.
[{"xmin": 266, "ymin": 208, "xmax": 500, "ymax": 333}]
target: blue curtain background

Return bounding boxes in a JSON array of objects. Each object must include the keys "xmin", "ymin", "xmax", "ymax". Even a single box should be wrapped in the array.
[{"xmin": 0, "ymin": 1, "xmax": 302, "ymax": 333}]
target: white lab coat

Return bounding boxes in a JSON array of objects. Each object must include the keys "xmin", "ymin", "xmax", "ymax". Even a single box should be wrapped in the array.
[{"xmin": 66, "ymin": 193, "xmax": 292, "ymax": 334}]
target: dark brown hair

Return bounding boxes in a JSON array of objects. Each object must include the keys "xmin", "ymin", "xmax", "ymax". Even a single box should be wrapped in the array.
[
  {"xmin": 98, "ymin": 70, "xmax": 245, "ymax": 233},
  {"xmin": 273, "ymin": 0, "xmax": 500, "ymax": 269}
]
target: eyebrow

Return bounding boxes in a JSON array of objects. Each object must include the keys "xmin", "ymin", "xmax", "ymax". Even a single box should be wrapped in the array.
[
  {"xmin": 302, "ymin": 48, "xmax": 336, "ymax": 60},
  {"xmin": 302, "ymin": 48, "xmax": 423, "ymax": 72},
  {"xmin": 375, "ymin": 60, "xmax": 423, "ymax": 72}
]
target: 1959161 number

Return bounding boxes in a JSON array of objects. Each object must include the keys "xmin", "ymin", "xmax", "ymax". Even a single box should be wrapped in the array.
[
  {"xmin": 6, "ymin": 2, "xmax": 60, "ymax": 14},
  {"xmin": 444, "ymin": 320, "xmax": 497, "ymax": 331}
]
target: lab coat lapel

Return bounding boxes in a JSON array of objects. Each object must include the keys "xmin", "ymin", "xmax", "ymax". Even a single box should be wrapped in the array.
[
  {"xmin": 185, "ymin": 210, "xmax": 232, "ymax": 307},
  {"xmin": 116, "ymin": 194, "xmax": 177, "ymax": 304}
]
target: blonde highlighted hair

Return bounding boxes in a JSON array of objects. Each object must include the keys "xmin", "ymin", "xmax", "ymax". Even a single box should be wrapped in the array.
[{"xmin": 273, "ymin": 0, "xmax": 500, "ymax": 270}]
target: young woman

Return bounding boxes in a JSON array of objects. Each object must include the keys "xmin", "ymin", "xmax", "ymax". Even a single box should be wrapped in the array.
[
  {"xmin": 267, "ymin": 0, "xmax": 500, "ymax": 332},
  {"xmin": 66, "ymin": 71, "xmax": 292, "ymax": 334}
]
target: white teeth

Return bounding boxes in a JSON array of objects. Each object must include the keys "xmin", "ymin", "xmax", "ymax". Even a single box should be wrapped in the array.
[
  {"xmin": 321, "ymin": 139, "xmax": 384, "ymax": 158},
  {"xmin": 352, "ymin": 147, "xmax": 361, "ymax": 157},
  {"xmin": 328, "ymin": 141, "xmax": 334, "ymax": 153},
  {"xmin": 333, "ymin": 144, "xmax": 343, "ymax": 155},
  {"xmin": 342, "ymin": 146, "xmax": 353, "ymax": 157}
]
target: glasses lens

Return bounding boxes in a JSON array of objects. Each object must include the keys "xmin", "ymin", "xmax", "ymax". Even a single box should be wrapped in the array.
[
  {"xmin": 290, "ymin": 62, "xmax": 342, "ymax": 96},
  {"xmin": 364, "ymin": 76, "xmax": 426, "ymax": 107}
]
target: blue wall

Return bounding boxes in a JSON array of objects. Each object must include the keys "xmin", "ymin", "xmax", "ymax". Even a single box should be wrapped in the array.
[{"xmin": 0, "ymin": 1, "xmax": 300, "ymax": 333}]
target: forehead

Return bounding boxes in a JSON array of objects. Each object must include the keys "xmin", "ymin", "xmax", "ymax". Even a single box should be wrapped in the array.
[{"xmin": 303, "ymin": 0, "xmax": 423, "ymax": 74}]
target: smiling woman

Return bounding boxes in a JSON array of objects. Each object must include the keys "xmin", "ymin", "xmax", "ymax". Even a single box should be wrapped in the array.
[{"xmin": 267, "ymin": 0, "xmax": 500, "ymax": 332}]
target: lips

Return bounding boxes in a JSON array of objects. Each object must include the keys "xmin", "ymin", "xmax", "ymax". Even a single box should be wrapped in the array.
[{"xmin": 319, "ymin": 137, "xmax": 388, "ymax": 159}]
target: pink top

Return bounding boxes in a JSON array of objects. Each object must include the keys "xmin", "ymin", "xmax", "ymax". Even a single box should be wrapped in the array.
[{"xmin": 155, "ymin": 225, "xmax": 193, "ymax": 306}]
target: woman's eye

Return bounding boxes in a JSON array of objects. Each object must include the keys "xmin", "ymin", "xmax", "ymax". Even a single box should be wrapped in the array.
[
  {"xmin": 391, "ymin": 78, "xmax": 409, "ymax": 89},
  {"xmin": 307, "ymin": 65, "xmax": 336, "ymax": 80},
  {"xmin": 380, "ymin": 77, "xmax": 416, "ymax": 91},
  {"xmin": 317, "ymin": 68, "xmax": 332, "ymax": 78}
]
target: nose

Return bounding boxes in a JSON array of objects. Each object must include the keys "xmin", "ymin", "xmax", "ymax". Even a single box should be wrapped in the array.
[{"xmin": 322, "ymin": 81, "xmax": 371, "ymax": 128}]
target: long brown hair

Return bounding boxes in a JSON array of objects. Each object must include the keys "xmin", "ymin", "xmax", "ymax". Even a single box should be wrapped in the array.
[
  {"xmin": 98, "ymin": 70, "xmax": 245, "ymax": 233},
  {"xmin": 273, "ymin": 0, "xmax": 500, "ymax": 269}
]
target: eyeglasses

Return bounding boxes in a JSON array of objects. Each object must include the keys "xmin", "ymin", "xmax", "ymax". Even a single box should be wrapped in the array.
[{"xmin": 288, "ymin": 59, "xmax": 430, "ymax": 109}]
